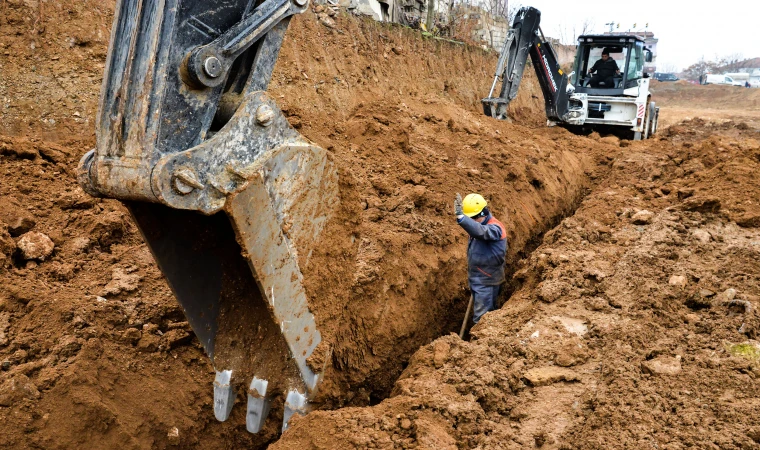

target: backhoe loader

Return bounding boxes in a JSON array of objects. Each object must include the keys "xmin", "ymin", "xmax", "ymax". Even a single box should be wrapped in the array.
[{"xmin": 483, "ymin": 6, "xmax": 660, "ymax": 140}]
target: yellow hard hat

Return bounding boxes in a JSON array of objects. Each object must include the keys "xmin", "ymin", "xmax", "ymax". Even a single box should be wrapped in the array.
[{"xmin": 462, "ymin": 193, "xmax": 487, "ymax": 217}]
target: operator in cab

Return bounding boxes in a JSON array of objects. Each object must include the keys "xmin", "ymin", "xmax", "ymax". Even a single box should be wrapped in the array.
[
  {"xmin": 454, "ymin": 193, "xmax": 508, "ymax": 324},
  {"xmin": 588, "ymin": 49, "xmax": 620, "ymax": 88}
]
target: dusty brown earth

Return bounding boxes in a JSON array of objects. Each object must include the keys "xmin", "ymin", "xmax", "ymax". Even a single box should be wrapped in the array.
[
  {"xmin": 274, "ymin": 118, "xmax": 760, "ymax": 449},
  {"xmin": 2, "ymin": 1, "xmax": 760, "ymax": 449},
  {"xmin": 0, "ymin": 2, "xmax": 587, "ymax": 448},
  {"xmin": 651, "ymin": 80, "xmax": 760, "ymax": 129}
]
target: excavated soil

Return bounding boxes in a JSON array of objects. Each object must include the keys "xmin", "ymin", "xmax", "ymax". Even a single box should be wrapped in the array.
[
  {"xmin": 274, "ymin": 118, "xmax": 760, "ymax": 449},
  {"xmin": 651, "ymin": 81, "xmax": 760, "ymax": 129},
  {"xmin": 2, "ymin": 2, "xmax": 760, "ymax": 449},
  {"xmin": 0, "ymin": 3, "xmax": 592, "ymax": 448}
]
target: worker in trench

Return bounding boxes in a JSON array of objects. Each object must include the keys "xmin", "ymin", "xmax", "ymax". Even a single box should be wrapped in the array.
[{"xmin": 454, "ymin": 193, "xmax": 508, "ymax": 324}]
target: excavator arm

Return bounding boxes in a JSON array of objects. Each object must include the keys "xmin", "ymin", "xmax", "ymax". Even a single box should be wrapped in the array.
[
  {"xmin": 78, "ymin": 0, "xmax": 335, "ymax": 434},
  {"xmin": 482, "ymin": 7, "xmax": 570, "ymax": 122}
]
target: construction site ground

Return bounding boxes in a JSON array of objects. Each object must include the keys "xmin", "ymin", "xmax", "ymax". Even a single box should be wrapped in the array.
[{"xmin": 1, "ymin": 2, "xmax": 760, "ymax": 449}]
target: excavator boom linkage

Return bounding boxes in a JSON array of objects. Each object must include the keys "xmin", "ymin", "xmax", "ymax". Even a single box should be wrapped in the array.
[
  {"xmin": 78, "ymin": 0, "xmax": 336, "ymax": 433},
  {"xmin": 482, "ymin": 6, "xmax": 569, "ymax": 122}
]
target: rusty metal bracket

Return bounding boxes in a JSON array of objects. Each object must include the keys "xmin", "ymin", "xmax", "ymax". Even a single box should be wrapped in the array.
[{"xmin": 149, "ymin": 92, "xmax": 310, "ymax": 215}]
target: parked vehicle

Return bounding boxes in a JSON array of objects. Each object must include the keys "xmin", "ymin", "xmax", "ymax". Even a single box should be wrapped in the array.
[
  {"xmin": 654, "ymin": 72, "xmax": 678, "ymax": 81},
  {"xmin": 703, "ymin": 74, "xmax": 744, "ymax": 86},
  {"xmin": 725, "ymin": 72, "xmax": 750, "ymax": 82}
]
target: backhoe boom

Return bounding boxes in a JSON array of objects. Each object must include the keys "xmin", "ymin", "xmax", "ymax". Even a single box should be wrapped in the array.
[{"xmin": 482, "ymin": 6, "xmax": 569, "ymax": 122}]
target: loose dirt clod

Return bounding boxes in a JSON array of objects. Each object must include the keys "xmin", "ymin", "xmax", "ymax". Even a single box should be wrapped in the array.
[
  {"xmin": 0, "ymin": 197, "xmax": 36, "ymax": 237},
  {"xmin": 523, "ymin": 366, "xmax": 580, "ymax": 386}
]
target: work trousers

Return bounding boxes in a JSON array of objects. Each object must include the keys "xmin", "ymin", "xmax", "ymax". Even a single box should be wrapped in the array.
[
  {"xmin": 590, "ymin": 74, "xmax": 615, "ymax": 88},
  {"xmin": 470, "ymin": 282, "xmax": 502, "ymax": 324}
]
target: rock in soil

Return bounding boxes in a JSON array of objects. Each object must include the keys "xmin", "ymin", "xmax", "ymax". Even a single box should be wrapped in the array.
[
  {"xmin": 680, "ymin": 196, "xmax": 721, "ymax": 213},
  {"xmin": 523, "ymin": 367, "xmax": 580, "ymax": 386},
  {"xmin": 641, "ymin": 356, "xmax": 683, "ymax": 376},
  {"xmin": 631, "ymin": 209, "xmax": 654, "ymax": 225},
  {"xmin": 101, "ymin": 267, "xmax": 141, "ymax": 296},
  {"xmin": 0, "ymin": 373, "xmax": 40, "ymax": 406},
  {"xmin": 16, "ymin": 231, "xmax": 55, "ymax": 261}
]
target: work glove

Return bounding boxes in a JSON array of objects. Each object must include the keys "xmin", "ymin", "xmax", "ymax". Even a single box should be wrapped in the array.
[{"xmin": 454, "ymin": 193, "xmax": 463, "ymax": 217}]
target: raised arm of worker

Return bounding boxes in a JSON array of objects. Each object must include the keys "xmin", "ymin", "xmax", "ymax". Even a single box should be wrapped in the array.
[
  {"xmin": 457, "ymin": 214, "xmax": 505, "ymax": 240},
  {"xmin": 454, "ymin": 193, "xmax": 505, "ymax": 240}
]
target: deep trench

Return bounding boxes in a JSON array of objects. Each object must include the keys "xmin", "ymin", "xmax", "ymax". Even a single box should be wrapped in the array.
[{"xmin": 361, "ymin": 180, "xmax": 597, "ymax": 407}]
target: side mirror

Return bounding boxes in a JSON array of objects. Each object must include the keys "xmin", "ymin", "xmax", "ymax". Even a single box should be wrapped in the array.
[{"xmin": 645, "ymin": 50, "xmax": 653, "ymax": 63}]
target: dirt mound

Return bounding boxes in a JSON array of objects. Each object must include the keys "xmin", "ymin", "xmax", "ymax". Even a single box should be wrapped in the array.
[
  {"xmin": 274, "ymin": 120, "xmax": 760, "ymax": 449},
  {"xmin": 652, "ymin": 81, "xmax": 760, "ymax": 111},
  {"xmin": 651, "ymin": 82, "xmax": 760, "ymax": 129}
]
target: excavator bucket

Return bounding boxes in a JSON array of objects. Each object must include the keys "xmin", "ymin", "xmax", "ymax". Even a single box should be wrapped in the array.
[{"xmin": 77, "ymin": 0, "xmax": 336, "ymax": 432}]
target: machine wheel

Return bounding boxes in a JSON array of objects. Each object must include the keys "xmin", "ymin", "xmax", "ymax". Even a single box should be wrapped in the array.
[
  {"xmin": 651, "ymin": 107, "xmax": 660, "ymax": 136},
  {"xmin": 643, "ymin": 108, "xmax": 651, "ymax": 140},
  {"xmin": 645, "ymin": 102, "xmax": 656, "ymax": 139}
]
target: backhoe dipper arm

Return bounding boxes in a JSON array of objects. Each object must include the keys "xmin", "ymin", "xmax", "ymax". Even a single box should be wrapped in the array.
[
  {"xmin": 77, "ymin": 0, "xmax": 337, "ymax": 435},
  {"xmin": 482, "ymin": 6, "xmax": 569, "ymax": 122}
]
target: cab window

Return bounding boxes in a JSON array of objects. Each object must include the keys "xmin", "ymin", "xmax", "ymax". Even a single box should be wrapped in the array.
[
  {"xmin": 589, "ymin": 47, "xmax": 625, "ymax": 74},
  {"xmin": 626, "ymin": 42, "xmax": 644, "ymax": 82}
]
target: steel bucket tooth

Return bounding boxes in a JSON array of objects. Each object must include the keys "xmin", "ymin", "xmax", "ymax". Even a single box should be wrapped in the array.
[
  {"xmin": 214, "ymin": 370, "xmax": 236, "ymax": 422},
  {"xmin": 247, "ymin": 377, "xmax": 271, "ymax": 433},
  {"xmin": 78, "ymin": 0, "xmax": 333, "ymax": 433},
  {"xmin": 283, "ymin": 389, "xmax": 310, "ymax": 431}
]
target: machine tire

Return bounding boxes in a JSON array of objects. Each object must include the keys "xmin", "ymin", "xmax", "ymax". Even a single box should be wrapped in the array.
[
  {"xmin": 652, "ymin": 107, "xmax": 660, "ymax": 136},
  {"xmin": 645, "ymin": 102, "xmax": 656, "ymax": 139},
  {"xmin": 643, "ymin": 107, "xmax": 651, "ymax": 140}
]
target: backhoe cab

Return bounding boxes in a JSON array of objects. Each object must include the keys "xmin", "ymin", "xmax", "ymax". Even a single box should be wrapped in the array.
[
  {"xmin": 566, "ymin": 35, "xmax": 659, "ymax": 139},
  {"xmin": 483, "ymin": 7, "xmax": 659, "ymax": 140}
]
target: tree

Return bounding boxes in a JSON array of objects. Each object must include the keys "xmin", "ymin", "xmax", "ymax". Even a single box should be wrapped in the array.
[
  {"xmin": 719, "ymin": 53, "xmax": 749, "ymax": 73},
  {"xmin": 682, "ymin": 57, "xmax": 720, "ymax": 82},
  {"xmin": 483, "ymin": 0, "xmax": 509, "ymax": 20},
  {"xmin": 576, "ymin": 18, "xmax": 594, "ymax": 39},
  {"xmin": 681, "ymin": 54, "xmax": 756, "ymax": 82},
  {"xmin": 507, "ymin": 2, "xmax": 520, "ymax": 23},
  {"xmin": 426, "ymin": 0, "xmax": 436, "ymax": 31},
  {"xmin": 555, "ymin": 17, "xmax": 594, "ymax": 45}
]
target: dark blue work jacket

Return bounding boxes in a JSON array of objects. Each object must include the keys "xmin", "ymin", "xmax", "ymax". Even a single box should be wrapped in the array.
[{"xmin": 457, "ymin": 213, "xmax": 508, "ymax": 285}]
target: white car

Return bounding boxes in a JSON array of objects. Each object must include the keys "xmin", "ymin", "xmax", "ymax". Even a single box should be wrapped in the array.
[{"xmin": 704, "ymin": 74, "xmax": 744, "ymax": 86}]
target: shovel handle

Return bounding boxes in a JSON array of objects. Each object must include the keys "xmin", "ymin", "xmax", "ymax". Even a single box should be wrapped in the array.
[{"xmin": 459, "ymin": 295, "xmax": 474, "ymax": 339}]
